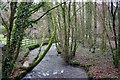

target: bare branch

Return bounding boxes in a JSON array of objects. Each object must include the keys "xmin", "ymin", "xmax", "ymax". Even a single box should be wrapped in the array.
[
  {"xmin": 30, "ymin": 2, "xmax": 45, "ymax": 14},
  {"xmin": 113, "ymin": 2, "xmax": 118, "ymax": 16},
  {"xmin": 30, "ymin": 3, "xmax": 63, "ymax": 24}
]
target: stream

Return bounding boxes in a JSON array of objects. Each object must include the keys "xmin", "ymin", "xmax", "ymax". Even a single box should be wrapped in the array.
[{"xmin": 23, "ymin": 44, "xmax": 88, "ymax": 79}]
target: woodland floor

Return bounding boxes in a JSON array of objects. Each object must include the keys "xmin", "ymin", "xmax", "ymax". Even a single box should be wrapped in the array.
[{"xmin": 73, "ymin": 44, "xmax": 120, "ymax": 79}]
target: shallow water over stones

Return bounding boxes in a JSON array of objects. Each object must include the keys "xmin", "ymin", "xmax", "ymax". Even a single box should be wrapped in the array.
[{"xmin": 23, "ymin": 44, "xmax": 88, "ymax": 79}]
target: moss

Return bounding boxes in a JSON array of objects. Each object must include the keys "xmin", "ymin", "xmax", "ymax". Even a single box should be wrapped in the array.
[
  {"xmin": 27, "ymin": 44, "xmax": 39, "ymax": 50},
  {"xmin": 81, "ymin": 64, "xmax": 91, "ymax": 71},
  {"xmin": 69, "ymin": 59, "xmax": 91, "ymax": 73},
  {"xmin": 87, "ymin": 71, "xmax": 93, "ymax": 79},
  {"xmin": 27, "ymin": 39, "xmax": 57, "ymax": 50},
  {"xmin": 73, "ymin": 62, "xmax": 92, "ymax": 78},
  {"xmin": 27, "ymin": 43, "xmax": 49, "ymax": 50},
  {"xmin": 69, "ymin": 60, "xmax": 80, "ymax": 66}
]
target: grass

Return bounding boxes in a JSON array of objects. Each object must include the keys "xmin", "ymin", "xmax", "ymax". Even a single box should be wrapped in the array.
[
  {"xmin": 0, "ymin": 34, "xmax": 37, "ymax": 47},
  {"xmin": 69, "ymin": 60, "xmax": 80, "ymax": 66},
  {"xmin": 0, "ymin": 25, "xmax": 37, "ymax": 47},
  {"xmin": 22, "ymin": 39, "xmax": 37, "ymax": 47}
]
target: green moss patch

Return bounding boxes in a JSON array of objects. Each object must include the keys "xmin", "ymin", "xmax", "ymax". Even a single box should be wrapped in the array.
[{"xmin": 69, "ymin": 60, "xmax": 80, "ymax": 66}]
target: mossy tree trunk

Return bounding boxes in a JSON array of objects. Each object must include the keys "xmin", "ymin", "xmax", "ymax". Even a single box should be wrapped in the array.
[
  {"xmin": 93, "ymin": 2, "xmax": 97, "ymax": 53},
  {"xmin": 2, "ymin": 2, "xmax": 60, "ymax": 79},
  {"xmin": 61, "ymin": 2, "xmax": 70, "ymax": 62},
  {"xmin": 2, "ymin": 2, "xmax": 33, "ymax": 79},
  {"xmin": 101, "ymin": 2, "xmax": 107, "ymax": 53},
  {"xmin": 80, "ymin": 1, "xmax": 85, "ymax": 46},
  {"xmin": 85, "ymin": 1, "xmax": 93, "ymax": 51},
  {"xmin": 72, "ymin": 1, "xmax": 77, "ymax": 56},
  {"xmin": 55, "ymin": 1, "xmax": 79, "ymax": 63}
]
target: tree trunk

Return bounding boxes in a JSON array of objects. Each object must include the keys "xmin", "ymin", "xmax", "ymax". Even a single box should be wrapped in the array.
[
  {"xmin": 117, "ymin": 1, "xmax": 120, "ymax": 68},
  {"xmin": 93, "ymin": 2, "xmax": 97, "ymax": 53}
]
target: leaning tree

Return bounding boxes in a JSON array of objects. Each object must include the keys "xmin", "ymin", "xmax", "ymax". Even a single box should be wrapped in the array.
[{"xmin": 1, "ymin": 1, "xmax": 61, "ymax": 79}]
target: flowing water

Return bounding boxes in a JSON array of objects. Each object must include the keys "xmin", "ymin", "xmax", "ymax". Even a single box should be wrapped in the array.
[{"xmin": 23, "ymin": 44, "xmax": 88, "ymax": 79}]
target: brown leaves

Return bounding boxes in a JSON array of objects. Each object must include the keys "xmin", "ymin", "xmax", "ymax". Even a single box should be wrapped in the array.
[{"xmin": 90, "ymin": 66, "xmax": 119, "ymax": 78}]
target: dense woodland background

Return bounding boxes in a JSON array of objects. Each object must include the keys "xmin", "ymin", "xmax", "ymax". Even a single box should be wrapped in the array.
[{"xmin": 0, "ymin": 0, "xmax": 120, "ymax": 79}]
